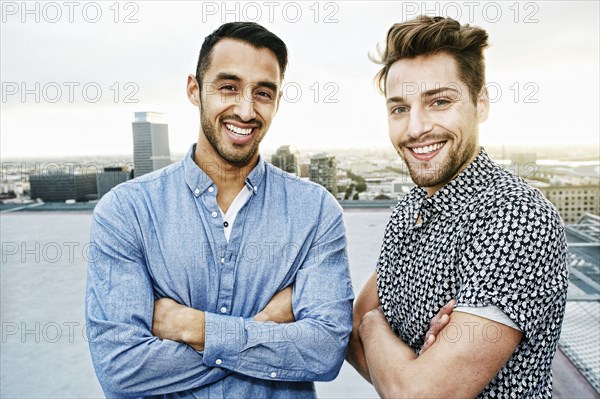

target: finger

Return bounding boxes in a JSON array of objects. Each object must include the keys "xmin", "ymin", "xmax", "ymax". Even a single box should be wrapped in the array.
[
  {"xmin": 440, "ymin": 300, "xmax": 455, "ymax": 314},
  {"xmin": 429, "ymin": 300, "xmax": 456, "ymax": 327},
  {"xmin": 436, "ymin": 314, "xmax": 450, "ymax": 329},
  {"xmin": 442, "ymin": 299, "xmax": 457, "ymax": 311},
  {"xmin": 430, "ymin": 300, "xmax": 453, "ymax": 321},
  {"xmin": 428, "ymin": 314, "xmax": 449, "ymax": 337},
  {"xmin": 420, "ymin": 333, "xmax": 436, "ymax": 354}
]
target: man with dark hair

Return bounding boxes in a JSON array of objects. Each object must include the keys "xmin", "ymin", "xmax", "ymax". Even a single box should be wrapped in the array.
[
  {"xmin": 86, "ymin": 22, "xmax": 353, "ymax": 398},
  {"xmin": 347, "ymin": 16, "xmax": 568, "ymax": 398}
]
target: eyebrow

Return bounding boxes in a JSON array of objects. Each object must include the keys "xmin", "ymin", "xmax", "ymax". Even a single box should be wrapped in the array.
[
  {"xmin": 214, "ymin": 72, "xmax": 279, "ymax": 92},
  {"xmin": 386, "ymin": 86, "xmax": 461, "ymax": 104}
]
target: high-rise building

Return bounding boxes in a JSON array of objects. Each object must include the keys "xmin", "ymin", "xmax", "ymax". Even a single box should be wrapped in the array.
[
  {"xmin": 97, "ymin": 167, "xmax": 133, "ymax": 199},
  {"xmin": 271, "ymin": 145, "xmax": 300, "ymax": 176},
  {"xmin": 310, "ymin": 153, "xmax": 338, "ymax": 197},
  {"xmin": 132, "ymin": 112, "xmax": 171, "ymax": 177}
]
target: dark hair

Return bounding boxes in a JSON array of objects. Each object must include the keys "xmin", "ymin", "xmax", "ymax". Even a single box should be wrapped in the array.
[
  {"xmin": 372, "ymin": 16, "xmax": 489, "ymax": 103},
  {"xmin": 196, "ymin": 22, "xmax": 288, "ymax": 92}
]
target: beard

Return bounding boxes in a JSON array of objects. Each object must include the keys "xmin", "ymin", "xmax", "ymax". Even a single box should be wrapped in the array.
[
  {"xmin": 400, "ymin": 132, "xmax": 479, "ymax": 189},
  {"xmin": 200, "ymin": 108, "xmax": 264, "ymax": 166}
]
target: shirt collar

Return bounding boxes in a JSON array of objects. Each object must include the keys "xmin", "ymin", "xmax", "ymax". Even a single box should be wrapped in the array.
[
  {"xmin": 418, "ymin": 148, "xmax": 497, "ymax": 216},
  {"xmin": 183, "ymin": 143, "xmax": 266, "ymax": 196}
]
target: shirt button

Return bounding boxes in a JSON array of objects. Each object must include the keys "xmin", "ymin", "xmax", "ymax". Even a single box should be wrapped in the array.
[
  {"xmin": 223, "ymin": 221, "xmax": 229, "ymax": 227},
  {"xmin": 253, "ymin": 186, "xmax": 258, "ymax": 193},
  {"xmin": 211, "ymin": 211, "xmax": 218, "ymax": 218},
  {"xmin": 194, "ymin": 188, "xmax": 200, "ymax": 195},
  {"xmin": 270, "ymin": 372, "xmax": 277, "ymax": 378},
  {"xmin": 220, "ymin": 306, "xmax": 227, "ymax": 313},
  {"xmin": 215, "ymin": 359, "xmax": 222, "ymax": 365},
  {"xmin": 208, "ymin": 186, "xmax": 214, "ymax": 193},
  {"xmin": 220, "ymin": 257, "xmax": 225, "ymax": 264}
]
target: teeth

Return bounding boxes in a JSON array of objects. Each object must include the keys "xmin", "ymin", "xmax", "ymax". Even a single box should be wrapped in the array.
[
  {"xmin": 226, "ymin": 123, "xmax": 252, "ymax": 135},
  {"xmin": 412, "ymin": 142, "xmax": 443, "ymax": 154}
]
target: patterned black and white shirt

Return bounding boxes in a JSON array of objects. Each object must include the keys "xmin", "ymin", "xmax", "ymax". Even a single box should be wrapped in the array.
[{"xmin": 376, "ymin": 149, "xmax": 569, "ymax": 398}]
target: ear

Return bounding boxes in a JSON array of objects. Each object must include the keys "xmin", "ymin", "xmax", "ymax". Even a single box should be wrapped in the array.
[
  {"xmin": 187, "ymin": 74, "xmax": 200, "ymax": 106},
  {"xmin": 477, "ymin": 86, "xmax": 490, "ymax": 123}
]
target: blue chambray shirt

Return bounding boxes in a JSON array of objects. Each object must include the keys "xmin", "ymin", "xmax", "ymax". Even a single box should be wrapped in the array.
[{"xmin": 85, "ymin": 144, "xmax": 354, "ymax": 398}]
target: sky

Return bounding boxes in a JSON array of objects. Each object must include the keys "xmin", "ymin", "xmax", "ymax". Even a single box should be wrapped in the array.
[{"xmin": 1, "ymin": 0, "xmax": 599, "ymax": 158}]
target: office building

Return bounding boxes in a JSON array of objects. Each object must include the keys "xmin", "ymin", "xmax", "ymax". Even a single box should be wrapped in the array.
[
  {"xmin": 132, "ymin": 112, "xmax": 171, "ymax": 177},
  {"xmin": 271, "ymin": 145, "xmax": 300, "ymax": 176},
  {"xmin": 310, "ymin": 153, "xmax": 338, "ymax": 197},
  {"xmin": 29, "ymin": 172, "xmax": 97, "ymax": 202},
  {"xmin": 537, "ymin": 185, "xmax": 600, "ymax": 224},
  {"xmin": 97, "ymin": 167, "xmax": 132, "ymax": 199}
]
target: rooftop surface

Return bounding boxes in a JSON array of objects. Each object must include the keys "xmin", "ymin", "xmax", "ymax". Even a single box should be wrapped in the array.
[{"xmin": 1, "ymin": 211, "xmax": 598, "ymax": 397}]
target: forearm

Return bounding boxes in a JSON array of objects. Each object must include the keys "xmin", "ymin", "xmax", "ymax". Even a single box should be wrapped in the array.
[
  {"xmin": 153, "ymin": 300, "xmax": 206, "ymax": 351},
  {"xmin": 346, "ymin": 271, "xmax": 380, "ymax": 383},
  {"xmin": 346, "ymin": 329, "xmax": 372, "ymax": 383},
  {"xmin": 202, "ymin": 307, "xmax": 352, "ymax": 382},
  {"xmin": 359, "ymin": 310, "xmax": 521, "ymax": 399},
  {"xmin": 87, "ymin": 207, "xmax": 227, "ymax": 396},
  {"xmin": 87, "ymin": 310, "xmax": 228, "ymax": 397},
  {"xmin": 168, "ymin": 302, "xmax": 350, "ymax": 382},
  {"xmin": 359, "ymin": 310, "xmax": 418, "ymax": 399}
]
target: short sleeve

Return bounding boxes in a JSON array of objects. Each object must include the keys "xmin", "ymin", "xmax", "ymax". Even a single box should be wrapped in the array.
[{"xmin": 455, "ymin": 198, "xmax": 569, "ymax": 342}]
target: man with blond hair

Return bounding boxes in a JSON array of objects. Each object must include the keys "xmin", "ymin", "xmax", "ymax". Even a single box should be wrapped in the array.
[{"xmin": 347, "ymin": 16, "xmax": 568, "ymax": 398}]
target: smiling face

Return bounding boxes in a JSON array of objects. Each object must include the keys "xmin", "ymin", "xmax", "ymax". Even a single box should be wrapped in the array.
[
  {"xmin": 386, "ymin": 52, "xmax": 489, "ymax": 196},
  {"xmin": 187, "ymin": 38, "xmax": 282, "ymax": 167}
]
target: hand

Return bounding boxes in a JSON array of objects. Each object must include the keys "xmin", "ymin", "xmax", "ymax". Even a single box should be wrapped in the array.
[
  {"xmin": 419, "ymin": 299, "xmax": 456, "ymax": 355},
  {"xmin": 254, "ymin": 286, "xmax": 295, "ymax": 323},
  {"xmin": 152, "ymin": 297, "xmax": 205, "ymax": 351}
]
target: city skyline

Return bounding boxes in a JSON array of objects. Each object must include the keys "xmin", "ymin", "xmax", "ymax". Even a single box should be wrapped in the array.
[{"xmin": 1, "ymin": 1, "xmax": 599, "ymax": 158}]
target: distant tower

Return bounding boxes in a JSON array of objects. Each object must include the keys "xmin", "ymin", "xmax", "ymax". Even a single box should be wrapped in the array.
[
  {"xmin": 271, "ymin": 145, "xmax": 300, "ymax": 176},
  {"xmin": 132, "ymin": 112, "xmax": 171, "ymax": 177},
  {"xmin": 310, "ymin": 153, "xmax": 338, "ymax": 197}
]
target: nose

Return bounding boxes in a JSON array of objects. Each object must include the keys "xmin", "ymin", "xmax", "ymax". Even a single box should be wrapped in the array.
[
  {"xmin": 407, "ymin": 107, "xmax": 433, "ymax": 139},
  {"xmin": 233, "ymin": 90, "xmax": 257, "ymax": 122}
]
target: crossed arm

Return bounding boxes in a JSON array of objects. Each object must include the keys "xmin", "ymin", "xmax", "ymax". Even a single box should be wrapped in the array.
[
  {"xmin": 347, "ymin": 272, "xmax": 523, "ymax": 399},
  {"xmin": 86, "ymin": 191, "xmax": 352, "ymax": 397},
  {"xmin": 152, "ymin": 287, "xmax": 295, "ymax": 351}
]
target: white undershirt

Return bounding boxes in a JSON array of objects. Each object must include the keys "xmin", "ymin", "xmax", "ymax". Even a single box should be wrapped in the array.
[
  {"xmin": 454, "ymin": 305, "xmax": 521, "ymax": 331},
  {"xmin": 219, "ymin": 186, "xmax": 252, "ymax": 242}
]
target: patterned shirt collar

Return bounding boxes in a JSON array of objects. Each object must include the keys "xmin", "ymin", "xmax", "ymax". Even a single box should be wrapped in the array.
[
  {"xmin": 414, "ymin": 148, "xmax": 497, "ymax": 219},
  {"xmin": 183, "ymin": 143, "xmax": 266, "ymax": 196}
]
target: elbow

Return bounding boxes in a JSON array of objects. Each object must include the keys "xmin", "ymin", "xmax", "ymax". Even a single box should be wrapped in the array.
[
  {"xmin": 100, "ymin": 380, "xmax": 141, "ymax": 399},
  {"xmin": 303, "ymin": 346, "xmax": 345, "ymax": 382},
  {"xmin": 93, "ymin": 355, "xmax": 144, "ymax": 397},
  {"xmin": 312, "ymin": 336, "xmax": 350, "ymax": 382},
  {"xmin": 311, "ymin": 359, "xmax": 344, "ymax": 382},
  {"xmin": 89, "ymin": 339, "xmax": 154, "ymax": 397}
]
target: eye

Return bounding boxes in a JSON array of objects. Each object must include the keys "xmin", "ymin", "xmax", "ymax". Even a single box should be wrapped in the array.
[
  {"xmin": 256, "ymin": 90, "xmax": 273, "ymax": 100},
  {"xmin": 432, "ymin": 98, "xmax": 451, "ymax": 107},
  {"xmin": 391, "ymin": 106, "xmax": 409, "ymax": 115},
  {"xmin": 220, "ymin": 84, "xmax": 237, "ymax": 92}
]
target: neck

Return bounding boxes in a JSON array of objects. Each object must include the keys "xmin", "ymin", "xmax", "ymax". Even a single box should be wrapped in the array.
[
  {"xmin": 423, "ymin": 146, "xmax": 481, "ymax": 197},
  {"xmin": 194, "ymin": 138, "xmax": 258, "ymax": 196}
]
